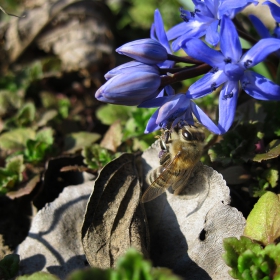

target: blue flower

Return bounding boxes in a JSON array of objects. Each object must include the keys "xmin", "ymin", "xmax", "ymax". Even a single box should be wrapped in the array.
[
  {"xmin": 95, "ymin": 9, "xmax": 174, "ymax": 107},
  {"xmin": 116, "ymin": 39, "xmax": 168, "ymax": 65},
  {"xmin": 138, "ymin": 93, "xmax": 221, "ymax": 134},
  {"xmin": 249, "ymin": 1, "xmax": 280, "ymax": 55},
  {"xmin": 95, "ymin": 71, "xmax": 161, "ymax": 106},
  {"xmin": 182, "ymin": 15, "xmax": 280, "ymax": 133},
  {"xmin": 167, "ymin": 0, "xmax": 257, "ymax": 50}
]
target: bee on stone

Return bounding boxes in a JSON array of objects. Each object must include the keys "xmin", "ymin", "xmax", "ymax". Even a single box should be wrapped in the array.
[{"xmin": 141, "ymin": 124, "xmax": 205, "ymax": 203}]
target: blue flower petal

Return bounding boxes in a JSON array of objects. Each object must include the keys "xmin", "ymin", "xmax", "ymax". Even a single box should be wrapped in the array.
[
  {"xmin": 204, "ymin": 0, "xmax": 216, "ymax": 17},
  {"xmin": 105, "ymin": 61, "xmax": 159, "ymax": 80},
  {"xmin": 218, "ymin": 0, "xmax": 257, "ymax": 18},
  {"xmin": 153, "ymin": 9, "xmax": 171, "ymax": 53},
  {"xmin": 150, "ymin": 23, "xmax": 157, "ymax": 41},
  {"xmin": 263, "ymin": 1, "xmax": 280, "ymax": 23},
  {"xmin": 165, "ymin": 85, "xmax": 175, "ymax": 96},
  {"xmin": 240, "ymin": 38, "xmax": 280, "ymax": 68},
  {"xmin": 189, "ymin": 70, "xmax": 227, "ymax": 98},
  {"xmin": 218, "ymin": 81, "xmax": 239, "ymax": 133},
  {"xmin": 190, "ymin": 101, "xmax": 221, "ymax": 134},
  {"xmin": 205, "ymin": 20, "xmax": 220, "ymax": 46},
  {"xmin": 156, "ymin": 95, "xmax": 190, "ymax": 124},
  {"xmin": 138, "ymin": 97, "xmax": 168, "ymax": 108},
  {"xmin": 145, "ymin": 109, "xmax": 161, "ymax": 133},
  {"xmin": 242, "ymin": 71, "xmax": 280, "ymax": 100},
  {"xmin": 166, "ymin": 22, "xmax": 188, "ymax": 41},
  {"xmin": 220, "ymin": 16, "xmax": 242, "ymax": 62},
  {"xmin": 157, "ymin": 89, "xmax": 165, "ymax": 98},
  {"xmin": 116, "ymin": 39, "xmax": 168, "ymax": 65},
  {"xmin": 249, "ymin": 15, "xmax": 271, "ymax": 39},
  {"xmin": 170, "ymin": 23, "xmax": 207, "ymax": 51},
  {"xmin": 182, "ymin": 39, "xmax": 224, "ymax": 68}
]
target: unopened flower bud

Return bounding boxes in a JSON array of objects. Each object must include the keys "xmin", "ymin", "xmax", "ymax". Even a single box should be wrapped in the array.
[
  {"xmin": 105, "ymin": 61, "xmax": 160, "ymax": 80},
  {"xmin": 95, "ymin": 72, "xmax": 161, "ymax": 106},
  {"xmin": 116, "ymin": 39, "xmax": 168, "ymax": 65}
]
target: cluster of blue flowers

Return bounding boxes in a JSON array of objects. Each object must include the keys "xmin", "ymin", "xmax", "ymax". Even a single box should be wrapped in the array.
[{"xmin": 95, "ymin": 0, "xmax": 280, "ymax": 135}]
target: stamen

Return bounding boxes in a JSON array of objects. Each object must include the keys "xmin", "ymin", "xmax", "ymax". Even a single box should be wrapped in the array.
[
  {"xmin": 244, "ymin": 60, "xmax": 252, "ymax": 68},
  {"xmin": 222, "ymin": 92, "xmax": 234, "ymax": 100},
  {"xmin": 224, "ymin": 57, "xmax": 232, "ymax": 64},
  {"xmin": 211, "ymin": 82, "xmax": 217, "ymax": 91}
]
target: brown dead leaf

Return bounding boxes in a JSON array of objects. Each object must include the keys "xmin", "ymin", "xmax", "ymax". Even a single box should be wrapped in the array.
[
  {"xmin": 100, "ymin": 121, "xmax": 123, "ymax": 152},
  {"xmin": 6, "ymin": 175, "xmax": 41, "ymax": 199},
  {"xmin": 2, "ymin": 0, "xmax": 114, "ymax": 71},
  {"xmin": 81, "ymin": 153, "xmax": 149, "ymax": 268}
]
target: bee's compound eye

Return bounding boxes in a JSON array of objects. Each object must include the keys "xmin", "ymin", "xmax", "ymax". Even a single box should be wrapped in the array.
[{"xmin": 182, "ymin": 129, "xmax": 193, "ymax": 140}]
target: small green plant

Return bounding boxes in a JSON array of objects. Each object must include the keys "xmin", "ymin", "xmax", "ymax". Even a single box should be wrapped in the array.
[
  {"xmin": 223, "ymin": 192, "xmax": 280, "ymax": 279},
  {"xmin": 82, "ymin": 144, "xmax": 117, "ymax": 170},
  {"xmin": 67, "ymin": 248, "xmax": 181, "ymax": 280},
  {"xmin": 0, "ymin": 254, "xmax": 20, "ymax": 279},
  {"xmin": 0, "ymin": 155, "xmax": 25, "ymax": 194},
  {"xmin": 13, "ymin": 249, "xmax": 181, "ymax": 280},
  {"xmin": 23, "ymin": 128, "xmax": 54, "ymax": 163},
  {"xmin": 223, "ymin": 236, "xmax": 280, "ymax": 280}
]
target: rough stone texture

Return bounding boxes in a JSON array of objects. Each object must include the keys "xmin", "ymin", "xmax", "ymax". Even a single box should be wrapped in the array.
[{"xmin": 16, "ymin": 182, "xmax": 92, "ymax": 279}]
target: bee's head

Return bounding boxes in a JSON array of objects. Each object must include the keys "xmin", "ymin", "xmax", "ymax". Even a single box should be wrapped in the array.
[{"xmin": 178, "ymin": 125, "xmax": 205, "ymax": 143}]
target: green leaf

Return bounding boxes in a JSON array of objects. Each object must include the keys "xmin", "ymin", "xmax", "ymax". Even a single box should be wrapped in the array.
[
  {"xmin": 0, "ymin": 90, "xmax": 24, "ymax": 116},
  {"xmin": 151, "ymin": 267, "xmax": 182, "ymax": 280},
  {"xmin": 208, "ymin": 123, "xmax": 262, "ymax": 165},
  {"xmin": 116, "ymin": 248, "xmax": 152, "ymax": 280},
  {"xmin": 4, "ymin": 102, "xmax": 36, "ymax": 129},
  {"xmin": 0, "ymin": 254, "xmax": 20, "ymax": 279},
  {"xmin": 40, "ymin": 92, "xmax": 58, "ymax": 108},
  {"xmin": 58, "ymin": 98, "xmax": 71, "ymax": 119},
  {"xmin": 223, "ymin": 237, "xmax": 280, "ymax": 280},
  {"xmin": 82, "ymin": 144, "xmax": 115, "ymax": 170},
  {"xmin": 35, "ymin": 128, "xmax": 54, "ymax": 145},
  {"xmin": 0, "ymin": 155, "xmax": 25, "ymax": 193},
  {"xmin": 0, "ymin": 128, "xmax": 36, "ymax": 151},
  {"xmin": 223, "ymin": 237, "xmax": 263, "ymax": 279},
  {"xmin": 96, "ymin": 104, "xmax": 133, "ymax": 125},
  {"xmin": 64, "ymin": 132, "xmax": 101, "ymax": 153},
  {"xmin": 263, "ymin": 168, "xmax": 279, "ymax": 188},
  {"xmin": 261, "ymin": 244, "xmax": 280, "ymax": 277},
  {"xmin": 16, "ymin": 271, "xmax": 60, "ymax": 280},
  {"xmin": 253, "ymin": 139, "xmax": 280, "ymax": 162},
  {"xmin": 67, "ymin": 248, "xmax": 181, "ymax": 280},
  {"xmin": 244, "ymin": 191, "xmax": 280, "ymax": 245},
  {"xmin": 37, "ymin": 110, "xmax": 58, "ymax": 127},
  {"xmin": 23, "ymin": 128, "xmax": 54, "ymax": 163}
]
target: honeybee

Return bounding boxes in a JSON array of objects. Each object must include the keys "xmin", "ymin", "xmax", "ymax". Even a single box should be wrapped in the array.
[{"xmin": 141, "ymin": 125, "xmax": 205, "ymax": 203}]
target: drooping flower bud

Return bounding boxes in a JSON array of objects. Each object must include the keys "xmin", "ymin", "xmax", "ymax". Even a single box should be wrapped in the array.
[
  {"xmin": 116, "ymin": 39, "xmax": 168, "ymax": 65},
  {"xmin": 95, "ymin": 72, "xmax": 161, "ymax": 106},
  {"xmin": 104, "ymin": 61, "xmax": 160, "ymax": 80}
]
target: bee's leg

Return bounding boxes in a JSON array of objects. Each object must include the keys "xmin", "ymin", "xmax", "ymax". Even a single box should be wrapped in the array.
[
  {"xmin": 159, "ymin": 151, "xmax": 171, "ymax": 165},
  {"xmin": 159, "ymin": 137, "xmax": 167, "ymax": 151},
  {"xmin": 164, "ymin": 129, "xmax": 171, "ymax": 143}
]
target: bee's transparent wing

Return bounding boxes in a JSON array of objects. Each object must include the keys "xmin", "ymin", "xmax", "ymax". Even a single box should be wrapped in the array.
[
  {"xmin": 172, "ymin": 166, "xmax": 194, "ymax": 195},
  {"xmin": 141, "ymin": 151, "xmax": 187, "ymax": 203}
]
